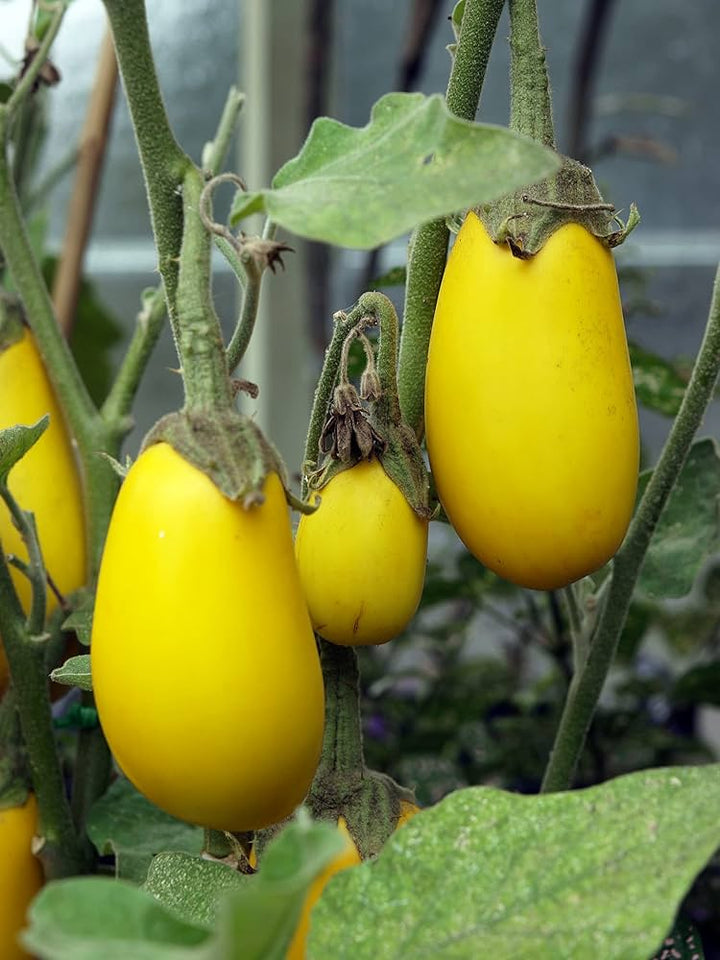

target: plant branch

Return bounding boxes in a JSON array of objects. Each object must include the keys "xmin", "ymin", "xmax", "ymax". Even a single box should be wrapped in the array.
[
  {"xmin": 52, "ymin": 24, "xmax": 118, "ymax": 336},
  {"xmin": 542, "ymin": 265, "xmax": 720, "ymax": 792},
  {"xmin": 315, "ymin": 641, "xmax": 365, "ymax": 786},
  {"xmin": 301, "ymin": 305, "xmax": 370, "ymax": 497},
  {"xmin": 397, "ymin": 0, "xmax": 506, "ymax": 438},
  {"xmin": 6, "ymin": 2, "xmax": 66, "ymax": 117},
  {"xmin": 226, "ymin": 254, "xmax": 261, "ymax": 373},
  {"xmin": 509, "ymin": 0, "xmax": 555, "ymax": 147},
  {"xmin": 0, "ymin": 535, "xmax": 86, "ymax": 878},
  {"xmin": 202, "ymin": 86, "xmax": 245, "ymax": 178},
  {"xmin": 0, "ymin": 484, "xmax": 46, "ymax": 636},
  {"xmin": 102, "ymin": 0, "xmax": 190, "ymax": 326},
  {"xmin": 101, "ymin": 286, "xmax": 166, "ymax": 427}
]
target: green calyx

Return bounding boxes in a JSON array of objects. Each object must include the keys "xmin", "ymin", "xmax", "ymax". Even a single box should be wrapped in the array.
[
  {"xmin": 308, "ymin": 292, "xmax": 431, "ymax": 519},
  {"xmin": 141, "ymin": 408, "xmax": 291, "ymax": 509},
  {"xmin": 477, "ymin": 154, "xmax": 640, "ymax": 257}
]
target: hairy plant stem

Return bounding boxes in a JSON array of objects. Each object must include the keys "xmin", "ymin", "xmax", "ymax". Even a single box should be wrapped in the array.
[
  {"xmin": 0, "ymin": 530, "xmax": 86, "ymax": 878},
  {"xmin": 542, "ymin": 266, "xmax": 720, "ymax": 792},
  {"xmin": 508, "ymin": 0, "xmax": 556, "ymax": 147},
  {"xmin": 102, "ymin": 0, "xmax": 191, "ymax": 326},
  {"xmin": 226, "ymin": 253, "xmax": 261, "ymax": 374},
  {"xmin": 301, "ymin": 306, "xmax": 368, "ymax": 498},
  {"xmin": 366, "ymin": 291, "xmax": 402, "ymax": 427},
  {"xmin": 316, "ymin": 641, "xmax": 364, "ymax": 790},
  {"xmin": 397, "ymin": 0, "xmax": 506, "ymax": 438},
  {"xmin": 7, "ymin": 3, "xmax": 66, "ymax": 115},
  {"xmin": 203, "ymin": 86, "xmax": 245, "ymax": 177},
  {"xmin": 175, "ymin": 166, "xmax": 234, "ymax": 411},
  {"xmin": 101, "ymin": 287, "xmax": 166, "ymax": 428}
]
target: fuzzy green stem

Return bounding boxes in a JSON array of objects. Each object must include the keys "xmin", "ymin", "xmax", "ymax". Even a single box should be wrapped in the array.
[
  {"xmin": 6, "ymin": 3, "xmax": 66, "ymax": 117},
  {"xmin": 101, "ymin": 286, "xmax": 166, "ymax": 427},
  {"xmin": 0, "ymin": 552, "xmax": 87, "ymax": 878},
  {"xmin": 175, "ymin": 166, "xmax": 234, "ymax": 412},
  {"xmin": 301, "ymin": 307, "xmax": 367, "ymax": 497},
  {"xmin": 360, "ymin": 291, "xmax": 401, "ymax": 426},
  {"xmin": 226, "ymin": 254, "xmax": 261, "ymax": 374},
  {"xmin": 0, "ymin": 484, "xmax": 47, "ymax": 636},
  {"xmin": 316, "ymin": 641, "xmax": 365, "ymax": 788},
  {"xmin": 542, "ymin": 265, "xmax": 720, "ymax": 792},
  {"xmin": 70, "ymin": 698, "xmax": 113, "ymax": 834},
  {"xmin": 397, "ymin": 0, "xmax": 507, "ymax": 438},
  {"xmin": 101, "ymin": 0, "xmax": 190, "ymax": 324},
  {"xmin": 509, "ymin": 0, "xmax": 556, "ymax": 147},
  {"xmin": 203, "ymin": 86, "xmax": 245, "ymax": 177}
]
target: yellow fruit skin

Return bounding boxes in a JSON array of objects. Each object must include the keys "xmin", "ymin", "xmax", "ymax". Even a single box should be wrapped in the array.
[
  {"xmin": 0, "ymin": 327, "xmax": 87, "ymax": 688},
  {"xmin": 91, "ymin": 442, "xmax": 324, "ymax": 831},
  {"xmin": 286, "ymin": 817, "xmax": 361, "ymax": 960},
  {"xmin": 425, "ymin": 212, "xmax": 639, "ymax": 591},
  {"xmin": 0, "ymin": 794, "xmax": 44, "ymax": 960},
  {"xmin": 294, "ymin": 459, "xmax": 428, "ymax": 646}
]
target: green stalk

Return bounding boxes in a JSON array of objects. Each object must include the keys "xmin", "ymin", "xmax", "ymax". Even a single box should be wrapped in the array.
[
  {"xmin": 315, "ymin": 641, "xmax": 365, "ymax": 789},
  {"xmin": 0, "ymin": 522, "xmax": 86, "ymax": 878},
  {"xmin": 397, "ymin": 0, "xmax": 506, "ymax": 438},
  {"xmin": 6, "ymin": 3, "xmax": 66, "ymax": 116},
  {"xmin": 508, "ymin": 0, "xmax": 556, "ymax": 146},
  {"xmin": 226, "ymin": 254, "xmax": 261, "ymax": 374},
  {"xmin": 301, "ymin": 306, "xmax": 368, "ymax": 498},
  {"xmin": 175, "ymin": 166, "xmax": 234, "ymax": 411},
  {"xmin": 203, "ymin": 86, "xmax": 245, "ymax": 177},
  {"xmin": 101, "ymin": 0, "xmax": 190, "ymax": 325},
  {"xmin": 542, "ymin": 265, "xmax": 720, "ymax": 792}
]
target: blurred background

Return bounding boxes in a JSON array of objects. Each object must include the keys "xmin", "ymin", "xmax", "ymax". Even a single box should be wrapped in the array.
[{"xmin": 3, "ymin": 0, "xmax": 720, "ymax": 945}]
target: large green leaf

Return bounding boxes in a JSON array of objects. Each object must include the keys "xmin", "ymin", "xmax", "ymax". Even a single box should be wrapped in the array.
[
  {"xmin": 0, "ymin": 416, "xmax": 48, "ymax": 483},
  {"xmin": 308, "ymin": 765, "xmax": 720, "ymax": 959},
  {"xmin": 638, "ymin": 438, "xmax": 720, "ymax": 599},
  {"xmin": 230, "ymin": 92, "xmax": 559, "ymax": 249},
  {"xmin": 215, "ymin": 813, "xmax": 345, "ymax": 960},
  {"xmin": 22, "ymin": 877, "xmax": 212, "ymax": 960},
  {"xmin": 145, "ymin": 852, "xmax": 249, "ymax": 931},
  {"xmin": 86, "ymin": 778, "xmax": 203, "ymax": 883}
]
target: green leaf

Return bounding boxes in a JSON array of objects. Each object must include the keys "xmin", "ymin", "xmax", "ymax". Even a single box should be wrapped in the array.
[
  {"xmin": 22, "ymin": 877, "xmax": 212, "ymax": 960},
  {"xmin": 648, "ymin": 914, "xmax": 705, "ymax": 959},
  {"xmin": 672, "ymin": 661, "xmax": 720, "ymax": 707},
  {"xmin": 49, "ymin": 654, "xmax": 91, "ymax": 691},
  {"xmin": 629, "ymin": 342, "xmax": 687, "ymax": 417},
  {"xmin": 230, "ymin": 92, "xmax": 559, "ymax": 249},
  {"xmin": 216, "ymin": 813, "xmax": 345, "ymax": 960},
  {"xmin": 308, "ymin": 765, "xmax": 720, "ymax": 959},
  {"xmin": 0, "ymin": 416, "xmax": 48, "ymax": 483},
  {"xmin": 145, "ymin": 852, "xmax": 249, "ymax": 931},
  {"xmin": 87, "ymin": 778, "xmax": 203, "ymax": 883},
  {"xmin": 372, "ymin": 265, "xmax": 406, "ymax": 288},
  {"xmin": 638, "ymin": 438, "xmax": 720, "ymax": 599},
  {"xmin": 61, "ymin": 590, "xmax": 94, "ymax": 647}
]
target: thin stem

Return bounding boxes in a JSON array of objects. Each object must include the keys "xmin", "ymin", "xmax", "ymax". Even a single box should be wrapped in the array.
[
  {"xmin": 0, "ymin": 484, "xmax": 46, "ymax": 635},
  {"xmin": 542, "ymin": 265, "xmax": 720, "ymax": 792},
  {"xmin": 175, "ymin": 166, "xmax": 234, "ymax": 412},
  {"xmin": 52, "ymin": 25, "xmax": 118, "ymax": 336},
  {"xmin": 315, "ymin": 641, "xmax": 365, "ymax": 786},
  {"xmin": 362, "ymin": 291, "xmax": 401, "ymax": 425},
  {"xmin": 101, "ymin": 286, "xmax": 166, "ymax": 426},
  {"xmin": 0, "ymin": 551, "xmax": 86, "ymax": 878},
  {"xmin": 397, "ymin": 0, "xmax": 506, "ymax": 438},
  {"xmin": 508, "ymin": 0, "xmax": 556, "ymax": 147},
  {"xmin": 226, "ymin": 255, "xmax": 261, "ymax": 374},
  {"xmin": 301, "ymin": 306, "xmax": 368, "ymax": 497},
  {"xmin": 101, "ymin": 0, "xmax": 190, "ymax": 325},
  {"xmin": 203, "ymin": 86, "xmax": 245, "ymax": 177},
  {"xmin": 6, "ymin": 2, "xmax": 66, "ymax": 116}
]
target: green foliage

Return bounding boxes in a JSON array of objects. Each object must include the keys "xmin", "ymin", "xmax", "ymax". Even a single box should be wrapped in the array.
[
  {"xmin": 0, "ymin": 415, "xmax": 48, "ymax": 482},
  {"xmin": 230, "ymin": 92, "xmax": 559, "ymax": 249},
  {"xmin": 49, "ymin": 654, "xmax": 91, "ymax": 691},
  {"xmin": 24, "ymin": 814, "xmax": 346, "ymax": 960},
  {"xmin": 638, "ymin": 439, "xmax": 720, "ymax": 599},
  {"xmin": 308, "ymin": 766, "xmax": 720, "ymax": 959},
  {"xmin": 86, "ymin": 778, "xmax": 203, "ymax": 882}
]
